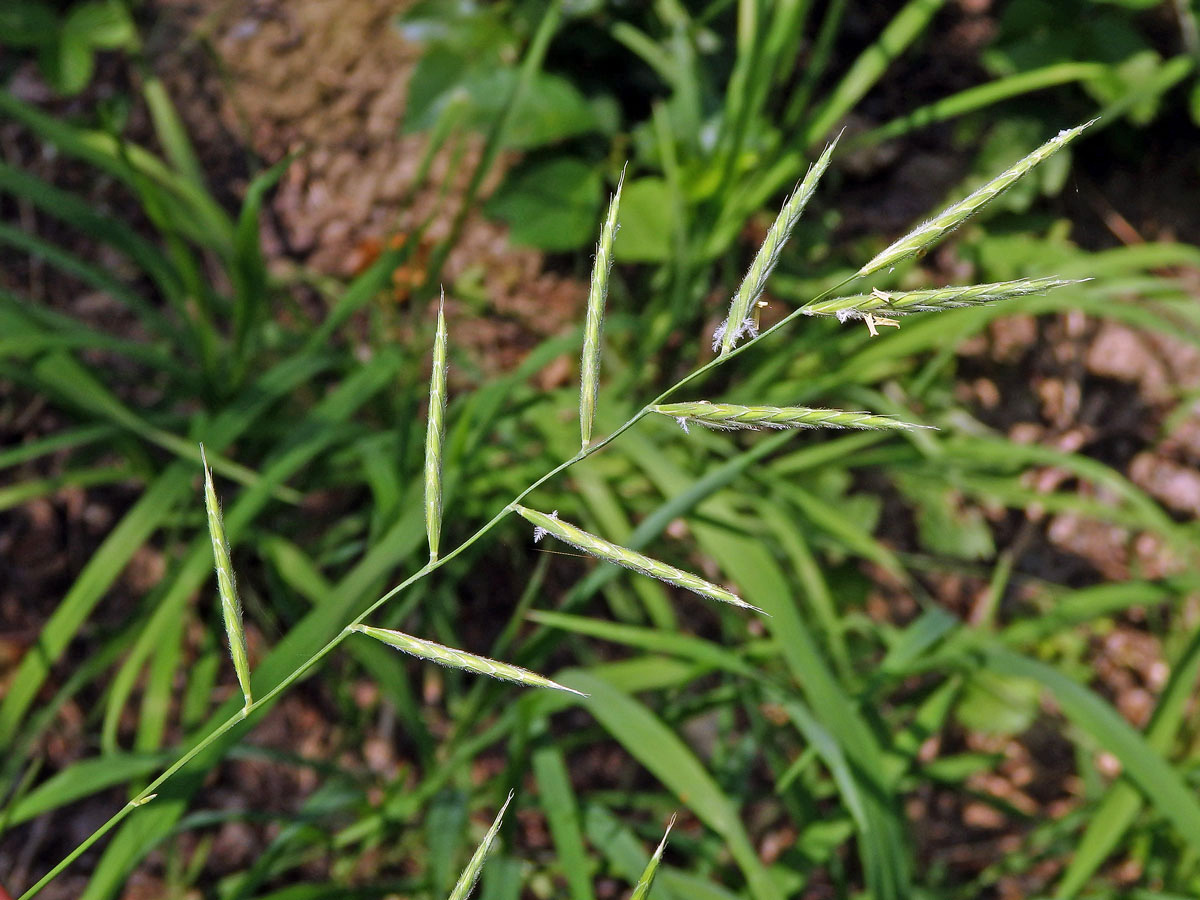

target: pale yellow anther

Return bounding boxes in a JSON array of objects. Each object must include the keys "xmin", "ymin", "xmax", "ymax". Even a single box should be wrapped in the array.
[{"xmin": 863, "ymin": 313, "xmax": 901, "ymax": 337}]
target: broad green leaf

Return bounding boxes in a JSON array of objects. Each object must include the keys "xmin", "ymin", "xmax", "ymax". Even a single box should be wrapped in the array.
[
  {"xmin": 613, "ymin": 178, "xmax": 673, "ymax": 262},
  {"xmin": 487, "ymin": 157, "xmax": 602, "ymax": 251},
  {"xmin": 40, "ymin": 26, "xmax": 94, "ymax": 95},
  {"xmin": 0, "ymin": 2, "xmax": 58, "ymax": 46},
  {"xmin": 65, "ymin": 0, "xmax": 137, "ymax": 50}
]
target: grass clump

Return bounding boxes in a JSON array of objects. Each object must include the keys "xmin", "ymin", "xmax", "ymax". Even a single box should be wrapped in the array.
[
  {"xmin": 7, "ymin": 17, "xmax": 1200, "ymax": 893},
  {"xmin": 12, "ymin": 118, "xmax": 1127, "ymax": 900}
]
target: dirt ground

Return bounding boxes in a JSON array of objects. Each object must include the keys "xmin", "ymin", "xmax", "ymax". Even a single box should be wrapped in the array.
[{"xmin": 3, "ymin": 0, "xmax": 1200, "ymax": 897}]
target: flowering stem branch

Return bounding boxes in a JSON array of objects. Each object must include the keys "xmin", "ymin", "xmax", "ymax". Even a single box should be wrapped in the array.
[{"xmin": 19, "ymin": 274, "xmax": 853, "ymax": 900}]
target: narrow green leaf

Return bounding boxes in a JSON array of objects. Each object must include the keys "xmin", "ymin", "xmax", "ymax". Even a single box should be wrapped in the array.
[{"xmin": 560, "ymin": 671, "xmax": 783, "ymax": 900}]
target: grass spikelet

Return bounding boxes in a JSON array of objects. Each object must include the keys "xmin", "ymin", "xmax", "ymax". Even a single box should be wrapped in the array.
[
  {"xmin": 858, "ymin": 120, "xmax": 1096, "ymax": 277},
  {"xmin": 580, "ymin": 167, "xmax": 625, "ymax": 450},
  {"xmin": 350, "ymin": 624, "xmax": 586, "ymax": 696},
  {"xmin": 447, "ymin": 791, "xmax": 514, "ymax": 900},
  {"xmin": 804, "ymin": 277, "xmax": 1087, "ymax": 320},
  {"xmin": 425, "ymin": 289, "xmax": 449, "ymax": 562},
  {"xmin": 200, "ymin": 444, "xmax": 252, "ymax": 714},
  {"xmin": 651, "ymin": 402, "xmax": 931, "ymax": 432},
  {"xmin": 630, "ymin": 816, "xmax": 675, "ymax": 900},
  {"xmin": 513, "ymin": 505, "xmax": 761, "ymax": 614},
  {"xmin": 717, "ymin": 135, "xmax": 839, "ymax": 355}
]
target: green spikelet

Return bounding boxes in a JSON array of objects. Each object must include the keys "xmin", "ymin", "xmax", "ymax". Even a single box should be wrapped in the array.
[
  {"xmin": 425, "ymin": 290, "xmax": 449, "ymax": 562},
  {"xmin": 631, "ymin": 816, "xmax": 675, "ymax": 900},
  {"xmin": 718, "ymin": 135, "xmax": 839, "ymax": 355},
  {"xmin": 804, "ymin": 277, "xmax": 1086, "ymax": 320},
  {"xmin": 514, "ymin": 505, "xmax": 761, "ymax": 613},
  {"xmin": 350, "ymin": 625, "xmax": 586, "ymax": 696},
  {"xmin": 447, "ymin": 792, "xmax": 515, "ymax": 900},
  {"xmin": 652, "ymin": 402, "xmax": 930, "ymax": 432},
  {"xmin": 580, "ymin": 167, "xmax": 625, "ymax": 449},
  {"xmin": 200, "ymin": 445, "xmax": 252, "ymax": 714},
  {"xmin": 858, "ymin": 120, "xmax": 1095, "ymax": 277}
]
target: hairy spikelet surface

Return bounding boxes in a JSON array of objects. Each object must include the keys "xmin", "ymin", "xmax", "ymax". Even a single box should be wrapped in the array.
[
  {"xmin": 514, "ymin": 505, "xmax": 760, "ymax": 613},
  {"xmin": 804, "ymin": 277, "xmax": 1086, "ymax": 319},
  {"xmin": 858, "ymin": 121, "xmax": 1095, "ymax": 277},
  {"xmin": 448, "ymin": 792, "xmax": 515, "ymax": 900},
  {"xmin": 425, "ymin": 292, "xmax": 448, "ymax": 561},
  {"xmin": 580, "ymin": 168, "xmax": 625, "ymax": 449},
  {"xmin": 351, "ymin": 624, "xmax": 585, "ymax": 696},
  {"xmin": 200, "ymin": 445, "xmax": 252, "ymax": 712},
  {"xmin": 631, "ymin": 817, "xmax": 675, "ymax": 900},
  {"xmin": 652, "ymin": 402, "xmax": 930, "ymax": 432},
  {"xmin": 718, "ymin": 136, "xmax": 839, "ymax": 355}
]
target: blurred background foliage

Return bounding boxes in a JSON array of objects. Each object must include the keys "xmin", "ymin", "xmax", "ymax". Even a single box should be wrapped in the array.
[{"xmin": 2, "ymin": 1, "xmax": 1200, "ymax": 899}]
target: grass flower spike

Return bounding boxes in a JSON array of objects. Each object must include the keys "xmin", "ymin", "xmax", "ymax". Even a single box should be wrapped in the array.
[
  {"xmin": 717, "ymin": 135, "xmax": 839, "ymax": 355},
  {"xmin": 425, "ymin": 290, "xmax": 449, "ymax": 561},
  {"xmin": 580, "ymin": 167, "xmax": 625, "ymax": 449},
  {"xmin": 858, "ymin": 120, "xmax": 1096, "ymax": 277},
  {"xmin": 447, "ymin": 791, "xmax": 515, "ymax": 900},
  {"xmin": 804, "ymin": 277, "xmax": 1086, "ymax": 320},
  {"xmin": 200, "ymin": 445, "xmax": 252, "ymax": 714},
  {"xmin": 631, "ymin": 816, "xmax": 675, "ymax": 900},
  {"xmin": 652, "ymin": 402, "xmax": 930, "ymax": 432},
  {"xmin": 350, "ymin": 624, "xmax": 586, "ymax": 696},
  {"xmin": 514, "ymin": 505, "xmax": 761, "ymax": 613}
]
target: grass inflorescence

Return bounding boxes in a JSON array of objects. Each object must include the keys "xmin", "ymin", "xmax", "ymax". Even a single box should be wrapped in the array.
[
  {"xmin": 856, "ymin": 120, "xmax": 1096, "ymax": 277},
  {"xmin": 651, "ymin": 402, "xmax": 932, "ymax": 432},
  {"xmin": 17, "ymin": 99, "xmax": 1194, "ymax": 900},
  {"xmin": 514, "ymin": 505, "xmax": 762, "ymax": 613}
]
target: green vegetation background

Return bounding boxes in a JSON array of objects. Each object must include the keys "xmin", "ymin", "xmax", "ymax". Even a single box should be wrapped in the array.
[{"xmin": 2, "ymin": 1, "xmax": 1200, "ymax": 899}]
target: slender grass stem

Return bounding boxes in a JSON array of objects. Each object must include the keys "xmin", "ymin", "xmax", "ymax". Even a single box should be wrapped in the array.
[{"xmin": 19, "ymin": 272, "xmax": 856, "ymax": 900}]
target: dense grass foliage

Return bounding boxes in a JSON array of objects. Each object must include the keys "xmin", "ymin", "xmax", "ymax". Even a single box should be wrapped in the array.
[{"xmin": 3, "ymin": 2, "xmax": 1200, "ymax": 900}]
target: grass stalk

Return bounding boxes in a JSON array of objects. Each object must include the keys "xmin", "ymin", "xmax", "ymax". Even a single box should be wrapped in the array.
[
  {"xmin": 21, "ymin": 118, "xmax": 1097, "ymax": 898},
  {"xmin": 20, "ymin": 260, "xmax": 855, "ymax": 899}
]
